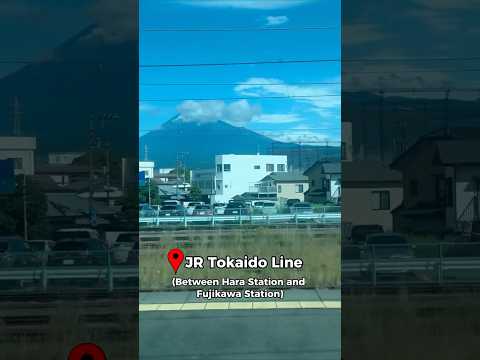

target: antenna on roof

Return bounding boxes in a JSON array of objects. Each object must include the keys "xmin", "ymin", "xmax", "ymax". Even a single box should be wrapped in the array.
[
  {"xmin": 144, "ymin": 144, "xmax": 149, "ymax": 161},
  {"xmin": 12, "ymin": 97, "xmax": 22, "ymax": 136}
]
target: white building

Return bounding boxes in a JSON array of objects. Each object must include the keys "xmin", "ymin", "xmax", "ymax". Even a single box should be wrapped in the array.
[
  {"xmin": 0, "ymin": 136, "xmax": 37, "ymax": 175},
  {"xmin": 213, "ymin": 154, "xmax": 288, "ymax": 203},
  {"xmin": 139, "ymin": 161, "xmax": 155, "ymax": 179}
]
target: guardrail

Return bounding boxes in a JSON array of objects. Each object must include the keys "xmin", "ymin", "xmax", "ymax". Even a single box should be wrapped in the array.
[
  {"xmin": 140, "ymin": 212, "xmax": 340, "ymax": 227},
  {"xmin": 342, "ymin": 242, "xmax": 480, "ymax": 286},
  {"xmin": 0, "ymin": 251, "xmax": 138, "ymax": 292}
]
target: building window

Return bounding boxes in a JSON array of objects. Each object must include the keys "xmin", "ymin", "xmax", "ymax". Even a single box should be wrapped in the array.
[
  {"xmin": 216, "ymin": 164, "xmax": 222, "ymax": 173},
  {"xmin": 216, "ymin": 180, "xmax": 222, "ymax": 190},
  {"xmin": 14, "ymin": 158, "xmax": 23, "ymax": 170},
  {"xmin": 371, "ymin": 191, "xmax": 390, "ymax": 210},
  {"xmin": 266, "ymin": 164, "xmax": 274, "ymax": 172},
  {"xmin": 277, "ymin": 164, "xmax": 285, "ymax": 172},
  {"xmin": 410, "ymin": 180, "xmax": 418, "ymax": 196},
  {"xmin": 277, "ymin": 185, "xmax": 282, "ymax": 193},
  {"xmin": 254, "ymin": 165, "xmax": 260, "ymax": 170},
  {"xmin": 296, "ymin": 184, "xmax": 304, "ymax": 193},
  {"xmin": 223, "ymin": 164, "xmax": 231, "ymax": 172}
]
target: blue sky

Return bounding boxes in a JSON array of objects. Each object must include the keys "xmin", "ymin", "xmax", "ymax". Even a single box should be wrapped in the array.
[{"xmin": 140, "ymin": 0, "xmax": 340, "ymax": 144}]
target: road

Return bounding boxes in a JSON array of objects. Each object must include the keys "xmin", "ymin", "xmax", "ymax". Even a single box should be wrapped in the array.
[{"xmin": 140, "ymin": 290, "xmax": 340, "ymax": 360}]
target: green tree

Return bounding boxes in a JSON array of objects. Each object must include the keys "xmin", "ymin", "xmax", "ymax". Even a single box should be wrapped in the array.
[
  {"xmin": 189, "ymin": 185, "xmax": 203, "ymax": 201},
  {"xmin": 139, "ymin": 180, "xmax": 160, "ymax": 204},
  {"xmin": 0, "ymin": 176, "xmax": 49, "ymax": 238}
]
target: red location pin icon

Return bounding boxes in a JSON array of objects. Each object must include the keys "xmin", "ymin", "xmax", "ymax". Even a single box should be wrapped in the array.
[
  {"xmin": 168, "ymin": 248, "xmax": 185, "ymax": 274},
  {"xmin": 68, "ymin": 343, "xmax": 106, "ymax": 360}
]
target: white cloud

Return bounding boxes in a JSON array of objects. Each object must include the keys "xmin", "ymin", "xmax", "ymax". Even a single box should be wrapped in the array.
[
  {"xmin": 253, "ymin": 113, "xmax": 302, "ymax": 123},
  {"xmin": 179, "ymin": 0, "xmax": 313, "ymax": 10},
  {"xmin": 176, "ymin": 100, "xmax": 261, "ymax": 126},
  {"xmin": 86, "ymin": 0, "xmax": 136, "ymax": 43},
  {"xmin": 265, "ymin": 15, "xmax": 289, "ymax": 26},
  {"xmin": 235, "ymin": 77, "xmax": 340, "ymax": 118},
  {"xmin": 260, "ymin": 125, "xmax": 336, "ymax": 145}
]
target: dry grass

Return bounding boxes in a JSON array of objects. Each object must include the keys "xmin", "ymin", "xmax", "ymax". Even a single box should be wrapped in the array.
[
  {"xmin": 342, "ymin": 293, "xmax": 480, "ymax": 359},
  {"xmin": 0, "ymin": 299, "xmax": 138, "ymax": 360},
  {"xmin": 140, "ymin": 227, "xmax": 340, "ymax": 291}
]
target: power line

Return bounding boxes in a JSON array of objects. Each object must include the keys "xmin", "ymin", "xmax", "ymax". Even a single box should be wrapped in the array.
[
  {"xmin": 140, "ymin": 95, "xmax": 340, "ymax": 102},
  {"xmin": 143, "ymin": 25, "xmax": 337, "ymax": 32},
  {"xmin": 140, "ymin": 59, "xmax": 339, "ymax": 68},
  {"xmin": 140, "ymin": 81, "xmax": 340, "ymax": 86},
  {"xmin": 140, "ymin": 56, "xmax": 480, "ymax": 68}
]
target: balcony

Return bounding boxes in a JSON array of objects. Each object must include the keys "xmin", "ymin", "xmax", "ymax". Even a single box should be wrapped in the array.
[{"xmin": 248, "ymin": 184, "xmax": 277, "ymax": 194}]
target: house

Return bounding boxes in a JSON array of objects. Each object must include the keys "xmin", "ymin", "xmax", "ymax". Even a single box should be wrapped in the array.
[
  {"xmin": 0, "ymin": 136, "xmax": 37, "ymax": 175},
  {"xmin": 257, "ymin": 172, "xmax": 310, "ymax": 203},
  {"xmin": 390, "ymin": 129, "xmax": 480, "ymax": 234},
  {"xmin": 139, "ymin": 161, "xmax": 155, "ymax": 179},
  {"xmin": 213, "ymin": 154, "xmax": 288, "ymax": 203},
  {"xmin": 191, "ymin": 169, "xmax": 216, "ymax": 196},
  {"xmin": 303, "ymin": 161, "xmax": 341, "ymax": 204},
  {"xmin": 35, "ymin": 164, "xmax": 90, "ymax": 187},
  {"xmin": 342, "ymin": 161, "xmax": 403, "ymax": 232},
  {"xmin": 48, "ymin": 152, "xmax": 85, "ymax": 165}
]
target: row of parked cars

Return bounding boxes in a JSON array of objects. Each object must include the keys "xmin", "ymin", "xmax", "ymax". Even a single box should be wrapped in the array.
[
  {"xmin": 0, "ymin": 229, "xmax": 139, "ymax": 268},
  {"xmin": 140, "ymin": 199, "xmax": 315, "ymax": 217}
]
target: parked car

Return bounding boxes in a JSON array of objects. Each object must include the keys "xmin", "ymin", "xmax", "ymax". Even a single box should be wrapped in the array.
[
  {"xmin": 364, "ymin": 233, "xmax": 413, "ymax": 260},
  {"xmin": 126, "ymin": 241, "xmax": 139, "ymax": 265},
  {"xmin": 286, "ymin": 198, "xmax": 301, "ymax": 207},
  {"xmin": 159, "ymin": 205, "xmax": 185, "ymax": 217},
  {"xmin": 139, "ymin": 204, "xmax": 157, "ymax": 217},
  {"xmin": 53, "ymin": 228, "xmax": 100, "ymax": 242},
  {"xmin": 162, "ymin": 200, "xmax": 181, "ymax": 206},
  {"xmin": 0, "ymin": 238, "xmax": 38, "ymax": 267},
  {"xmin": 213, "ymin": 203, "xmax": 226, "ymax": 215},
  {"xmin": 289, "ymin": 202, "xmax": 314, "ymax": 214},
  {"xmin": 186, "ymin": 202, "xmax": 202, "ymax": 215},
  {"xmin": 224, "ymin": 202, "xmax": 249, "ymax": 215},
  {"xmin": 112, "ymin": 233, "xmax": 139, "ymax": 264},
  {"xmin": 27, "ymin": 240, "xmax": 55, "ymax": 254},
  {"xmin": 350, "ymin": 224, "xmax": 384, "ymax": 245},
  {"xmin": 193, "ymin": 205, "xmax": 213, "ymax": 216},
  {"xmin": 253, "ymin": 201, "xmax": 278, "ymax": 215},
  {"xmin": 48, "ymin": 239, "xmax": 107, "ymax": 266}
]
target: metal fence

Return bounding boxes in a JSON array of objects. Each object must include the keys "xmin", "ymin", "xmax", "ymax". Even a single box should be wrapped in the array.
[
  {"xmin": 0, "ymin": 250, "xmax": 138, "ymax": 293},
  {"xmin": 140, "ymin": 210, "xmax": 340, "ymax": 228},
  {"xmin": 342, "ymin": 242, "xmax": 480, "ymax": 287}
]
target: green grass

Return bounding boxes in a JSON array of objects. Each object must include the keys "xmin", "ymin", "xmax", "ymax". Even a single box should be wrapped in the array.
[{"xmin": 140, "ymin": 227, "xmax": 340, "ymax": 291}]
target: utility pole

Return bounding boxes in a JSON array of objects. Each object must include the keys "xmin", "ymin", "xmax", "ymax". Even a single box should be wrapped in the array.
[
  {"xmin": 444, "ymin": 88, "xmax": 450, "ymax": 135},
  {"xmin": 378, "ymin": 89, "xmax": 385, "ymax": 163},
  {"xmin": 89, "ymin": 117, "xmax": 96, "ymax": 227},
  {"xmin": 13, "ymin": 97, "xmax": 23, "ymax": 136},
  {"xmin": 148, "ymin": 177, "xmax": 151, "ymax": 206},
  {"xmin": 23, "ymin": 174, "xmax": 28, "ymax": 241}
]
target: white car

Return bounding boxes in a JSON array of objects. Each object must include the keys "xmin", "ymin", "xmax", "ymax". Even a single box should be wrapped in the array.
[
  {"xmin": 213, "ymin": 203, "xmax": 226, "ymax": 215},
  {"xmin": 186, "ymin": 202, "xmax": 202, "ymax": 215},
  {"xmin": 27, "ymin": 240, "xmax": 55, "ymax": 253},
  {"xmin": 54, "ymin": 228, "xmax": 100, "ymax": 242},
  {"xmin": 112, "ymin": 233, "xmax": 139, "ymax": 264}
]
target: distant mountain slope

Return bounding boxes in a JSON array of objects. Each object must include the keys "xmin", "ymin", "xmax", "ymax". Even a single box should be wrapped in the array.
[
  {"xmin": 139, "ymin": 117, "xmax": 340, "ymax": 170},
  {"xmin": 0, "ymin": 25, "xmax": 137, "ymax": 157}
]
